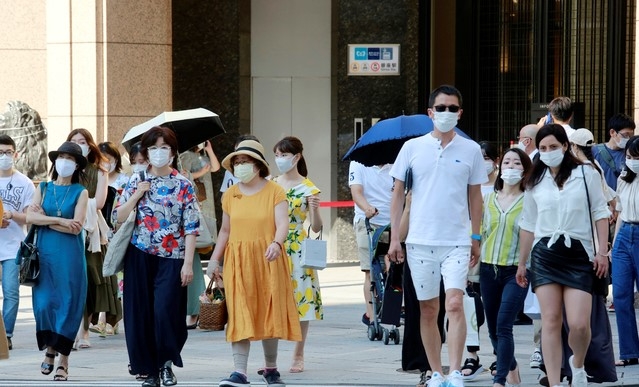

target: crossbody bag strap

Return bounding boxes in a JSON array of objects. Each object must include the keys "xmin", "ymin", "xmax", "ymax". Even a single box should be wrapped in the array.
[
  {"xmin": 595, "ymin": 144, "xmax": 619, "ymax": 175},
  {"xmin": 33, "ymin": 182, "xmax": 48, "ymax": 245},
  {"xmin": 581, "ymin": 165, "xmax": 596, "ymax": 246}
]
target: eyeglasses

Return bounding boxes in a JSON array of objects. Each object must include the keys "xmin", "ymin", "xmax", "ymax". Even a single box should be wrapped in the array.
[
  {"xmin": 0, "ymin": 150, "xmax": 14, "ymax": 156},
  {"xmin": 619, "ymin": 133, "xmax": 632, "ymax": 139},
  {"xmin": 147, "ymin": 146, "xmax": 171, "ymax": 152},
  {"xmin": 517, "ymin": 136, "xmax": 531, "ymax": 141},
  {"xmin": 433, "ymin": 105, "xmax": 461, "ymax": 113}
]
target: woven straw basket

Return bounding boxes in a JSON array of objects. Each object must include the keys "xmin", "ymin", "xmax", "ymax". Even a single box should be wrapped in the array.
[{"xmin": 199, "ymin": 281, "xmax": 227, "ymax": 331}]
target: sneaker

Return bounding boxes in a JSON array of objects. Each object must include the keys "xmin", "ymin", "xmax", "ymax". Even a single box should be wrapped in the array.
[
  {"xmin": 261, "ymin": 368, "xmax": 285, "ymax": 387},
  {"xmin": 569, "ymin": 355, "xmax": 587, "ymax": 387},
  {"xmin": 446, "ymin": 370, "xmax": 465, "ymax": 387},
  {"xmin": 426, "ymin": 371, "xmax": 445, "ymax": 387},
  {"xmin": 530, "ymin": 349, "xmax": 542, "ymax": 368},
  {"xmin": 219, "ymin": 371, "xmax": 250, "ymax": 387},
  {"xmin": 608, "ymin": 302, "xmax": 615, "ymax": 313},
  {"xmin": 6, "ymin": 337, "xmax": 11, "ymax": 350},
  {"xmin": 361, "ymin": 313, "xmax": 371, "ymax": 326}
]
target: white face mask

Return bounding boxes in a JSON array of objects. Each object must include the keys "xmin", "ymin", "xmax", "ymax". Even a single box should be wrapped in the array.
[
  {"xmin": 108, "ymin": 162, "xmax": 116, "ymax": 173},
  {"xmin": 55, "ymin": 158, "xmax": 77, "ymax": 177},
  {"xmin": 516, "ymin": 141, "xmax": 527, "ymax": 151},
  {"xmin": 78, "ymin": 144, "xmax": 90, "ymax": 157},
  {"xmin": 432, "ymin": 111, "xmax": 458, "ymax": 133},
  {"xmin": 501, "ymin": 168, "xmax": 523, "ymax": 186},
  {"xmin": 132, "ymin": 163, "xmax": 148, "ymax": 173},
  {"xmin": 0, "ymin": 154, "xmax": 13, "ymax": 171},
  {"xmin": 275, "ymin": 156, "xmax": 296, "ymax": 174},
  {"xmin": 626, "ymin": 159, "xmax": 639, "ymax": 174},
  {"xmin": 149, "ymin": 148, "xmax": 172, "ymax": 168},
  {"xmin": 539, "ymin": 148, "xmax": 565, "ymax": 168},
  {"xmin": 616, "ymin": 136, "xmax": 629, "ymax": 149},
  {"xmin": 234, "ymin": 163, "xmax": 257, "ymax": 183},
  {"xmin": 484, "ymin": 160, "xmax": 495, "ymax": 176}
]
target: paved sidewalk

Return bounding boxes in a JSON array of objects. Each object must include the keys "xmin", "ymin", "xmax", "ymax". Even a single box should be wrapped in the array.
[{"xmin": 1, "ymin": 264, "xmax": 639, "ymax": 386}]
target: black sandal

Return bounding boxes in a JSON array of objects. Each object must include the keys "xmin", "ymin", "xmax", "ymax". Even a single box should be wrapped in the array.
[
  {"xmin": 489, "ymin": 361, "xmax": 497, "ymax": 376},
  {"xmin": 461, "ymin": 357, "xmax": 483, "ymax": 379},
  {"xmin": 616, "ymin": 358, "xmax": 639, "ymax": 367},
  {"xmin": 41, "ymin": 352, "xmax": 56, "ymax": 375}
]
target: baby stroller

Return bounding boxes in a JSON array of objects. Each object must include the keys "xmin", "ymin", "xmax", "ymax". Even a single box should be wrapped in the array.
[{"xmin": 365, "ymin": 219, "xmax": 403, "ymax": 345}]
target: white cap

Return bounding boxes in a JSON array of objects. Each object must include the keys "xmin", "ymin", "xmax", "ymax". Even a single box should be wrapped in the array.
[{"xmin": 570, "ymin": 128, "xmax": 594, "ymax": 147}]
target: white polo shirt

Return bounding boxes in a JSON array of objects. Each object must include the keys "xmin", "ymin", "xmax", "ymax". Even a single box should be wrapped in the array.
[
  {"xmin": 390, "ymin": 133, "xmax": 486, "ymax": 246},
  {"xmin": 348, "ymin": 161, "xmax": 393, "ymax": 226}
]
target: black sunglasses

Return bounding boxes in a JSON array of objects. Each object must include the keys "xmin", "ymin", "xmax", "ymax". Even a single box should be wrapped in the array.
[{"xmin": 433, "ymin": 105, "xmax": 461, "ymax": 113}]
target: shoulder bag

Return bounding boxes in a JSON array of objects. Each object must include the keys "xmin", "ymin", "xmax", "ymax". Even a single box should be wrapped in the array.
[
  {"xmin": 300, "ymin": 226, "xmax": 327, "ymax": 270},
  {"xmin": 16, "ymin": 182, "xmax": 47, "ymax": 286},
  {"xmin": 582, "ymin": 165, "xmax": 611, "ymax": 296},
  {"xmin": 103, "ymin": 172, "xmax": 144, "ymax": 276}
]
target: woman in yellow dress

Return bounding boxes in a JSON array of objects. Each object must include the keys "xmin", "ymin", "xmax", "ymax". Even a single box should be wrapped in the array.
[
  {"xmin": 272, "ymin": 136, "xmax": 323, "ymax": 373},
  {"xmin": 209, "ymin": 139, "xmax": 301, "ymax": 387}
]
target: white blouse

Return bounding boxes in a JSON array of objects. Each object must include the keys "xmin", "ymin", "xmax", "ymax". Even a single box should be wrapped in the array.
[
  {"xmin": 520, "ymin": 165, "xmax": 610, "ymax": 260},
  {"xmin": 615, "ymin": 174, "xmax": 639, "ymax": 223}
]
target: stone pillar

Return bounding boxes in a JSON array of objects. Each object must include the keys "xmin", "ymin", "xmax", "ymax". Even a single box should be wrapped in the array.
[{"xmin": 47, "ymin": 0, "xmax": 172, "ymax": 151}]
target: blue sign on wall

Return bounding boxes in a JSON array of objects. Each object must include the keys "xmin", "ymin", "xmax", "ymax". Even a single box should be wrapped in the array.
[
  {"xmin": 354, "ymin": 47, "xmax": 368, "ymax": 60},
  {"xmin": 367, "ymin": 48, "xmax": 380, "ymax": 60},
  {"xmin": 348, "ymin": 44, "xmax": 400, "ymax": 76}
]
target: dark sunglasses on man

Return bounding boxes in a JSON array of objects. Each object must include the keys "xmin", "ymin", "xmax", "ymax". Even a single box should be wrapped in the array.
[{"xmin": 432, "ymin": 105, "xmax": 461, "ymax": 113}]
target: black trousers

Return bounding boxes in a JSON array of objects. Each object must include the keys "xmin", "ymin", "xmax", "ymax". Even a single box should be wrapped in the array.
[{"xmin": 123, "ymin": 244, "xmax": 188, "ymax": 376}]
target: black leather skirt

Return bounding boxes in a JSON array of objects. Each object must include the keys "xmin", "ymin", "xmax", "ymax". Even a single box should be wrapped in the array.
[{"xmin": 530, "ymin": 235, "xmax": 593, "ymax": 293}]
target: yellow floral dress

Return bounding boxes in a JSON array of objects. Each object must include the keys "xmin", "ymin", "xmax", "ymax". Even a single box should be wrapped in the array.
[{"xmin": 274, "ymin": 177, "xmax": 324, "ymax": 321}]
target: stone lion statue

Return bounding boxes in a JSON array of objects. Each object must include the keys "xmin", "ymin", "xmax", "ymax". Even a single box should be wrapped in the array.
[{"xmin": 0, "ymin": 101, "xmax": 48, "ymax": 180}]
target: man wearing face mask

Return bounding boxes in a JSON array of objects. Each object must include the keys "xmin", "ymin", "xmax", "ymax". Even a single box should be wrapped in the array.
[
  {"xmin": 0, "ymin": 134, "xmax": 35, "ymax": 351},
  {"xmin": 592, "ymin": 113, "xmax": 636, "ymax": 191},
  {"xmin": 387, "ymin": 85, "xmax": 487, "ymax": 387},
  {"xmin": 517, "ymin": 124, "xmax": 539, "ymax": 160}
]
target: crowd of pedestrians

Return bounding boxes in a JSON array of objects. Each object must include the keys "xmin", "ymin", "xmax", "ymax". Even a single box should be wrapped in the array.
[{"xmin": 1, "ymin": 86, "xmax": 638, "ymax": 387}]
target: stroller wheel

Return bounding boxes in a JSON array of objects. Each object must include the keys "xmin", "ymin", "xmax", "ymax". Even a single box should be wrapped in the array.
[
  {"xmin": 382, "ymin": 328, "xmax": 390, "ymax": 345},
  {"xmin": 376, "ymin": 325, "xmax": 383, "ymax": 340},
  {"xmin": 367, "ymin": 324, "xmax": 376, "ymax": 341},
  {"xmin": 393, "ymin": 328, "xmax": 401, "ymax": 345}
]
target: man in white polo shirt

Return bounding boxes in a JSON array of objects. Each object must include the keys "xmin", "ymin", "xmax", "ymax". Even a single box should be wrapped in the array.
[
  {"xmin": 348, "ymin": 160, "xmax": 393, "ymax": 326},
  {"xmin": 387, "ymin": 85, "xmax": 486, "ymax": 387}
]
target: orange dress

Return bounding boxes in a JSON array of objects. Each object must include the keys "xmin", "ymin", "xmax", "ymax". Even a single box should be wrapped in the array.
[{"xmin": 222, "ymin": 181, "xmax": 302, "ymax": 342}]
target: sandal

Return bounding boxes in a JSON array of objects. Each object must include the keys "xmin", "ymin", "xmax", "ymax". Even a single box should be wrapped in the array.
[
  {"xmin": 461, "ymin": 357, "xmax": 483, "ymax": 380},
  {"xmin": 53, "ymin": 366, "xmax": 68, "ymax": 381},
  {"xmin": 41, "ymin": 352, "xmax": 57, "ymax": 375},
  {"xmin": 290, "ymin": 359, "xmax": 304, "ymax": 373},
  {"xmin": 489, "ymin": 361, "xmax": 497, "ymax": 377},
  {"xmin": 616, "ymin": 358, "xmax": 639, "ymax": 366}
]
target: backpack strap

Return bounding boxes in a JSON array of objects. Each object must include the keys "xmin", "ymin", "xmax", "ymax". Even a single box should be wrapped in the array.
[{"xmin": 593, "ymin": 144, "xmax": 619, "ymax": 176}]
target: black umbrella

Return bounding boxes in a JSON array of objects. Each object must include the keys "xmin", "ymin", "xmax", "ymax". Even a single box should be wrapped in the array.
[{"xmin": 122, "ymin": 108, "xmax": 225, "ymax": 153}]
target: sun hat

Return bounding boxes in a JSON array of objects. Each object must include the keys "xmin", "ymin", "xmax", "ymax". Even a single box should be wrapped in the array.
[
  {"xmin": 221, "ymin": 140, "xmax": 269, "ymax": 172},
  {"xmin": 570, "ymin": 128, "xmax": 595, "ymax": 147},
  {"xmin": 48, "ymin": 141, "xmax": 88, "ymax": 169}
]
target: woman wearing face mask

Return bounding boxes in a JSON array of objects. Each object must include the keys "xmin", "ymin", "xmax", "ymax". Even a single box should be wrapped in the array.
[
  {"xmin": 611, "ymin": 136, "xmax": 639, "ymax": 368},
  {"xmin": 66, "ymin": 129, "xmax": 121, "ymax": 349},
  {"xmin": 209, "ymin": 139, "xmax": 301, "ymax": 387},
  {"xmin": 129, "ymin": 142, "xmax": 149, "ymax": 175},
  {"xmin": 479, "ymin": 148, "xmax": 532, "ymax": 387},
  {"xmin": 114, "ymin": 126, "xmax": 199, "ymax": 387},
  {"xmin": 27, "ymin": 142, "xmax": 89, "ymax": 381},
  {"xmin": 272, "ymin": 136, "xmax": 323, "ymax": 374},
  {"xmin": 516, "ymin": 124, "xmax": 610, "ymax": 387}
]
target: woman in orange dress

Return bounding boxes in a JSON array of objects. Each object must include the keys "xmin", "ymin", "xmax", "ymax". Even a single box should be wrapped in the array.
[{"xmin": 209, "ymin": 139, "xmax": 301, "ymax": 387}]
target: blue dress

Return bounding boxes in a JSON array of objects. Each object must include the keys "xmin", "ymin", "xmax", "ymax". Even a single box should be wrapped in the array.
[{"xmin": 33, "ymin": 181, "xmax": 87, "ymax": 355}]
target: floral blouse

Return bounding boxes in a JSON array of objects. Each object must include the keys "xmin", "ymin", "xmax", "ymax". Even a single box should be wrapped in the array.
[{"xmin": 115, "ymin": 169, "xmax": 199, "ymax": 259}]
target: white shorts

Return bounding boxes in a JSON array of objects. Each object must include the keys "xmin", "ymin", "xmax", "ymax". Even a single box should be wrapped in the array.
[{"xmin": 407, "ymin": 243, "xmax": 470, "ymax": 300}]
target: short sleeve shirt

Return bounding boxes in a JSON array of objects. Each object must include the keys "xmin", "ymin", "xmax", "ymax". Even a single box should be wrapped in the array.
[
  {"xmin": 348, "ymin": 161, "xmax": 393, "ymax": 226},
  {"xmin": 0, "ymin": 171, "xmax": 35, "ymax": 261},
  {"xmin": 389, "ymin": 133, "xmax": 487, "ymax": 246},
  {"xmin": 116, "ymin": 169, "xmax": 199, "ymax": 259}
]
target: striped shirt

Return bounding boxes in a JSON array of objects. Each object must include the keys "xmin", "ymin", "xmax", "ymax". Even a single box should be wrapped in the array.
[{"xmin": 481, "ymin": 192, "xmax": 524, "ymax": 266}]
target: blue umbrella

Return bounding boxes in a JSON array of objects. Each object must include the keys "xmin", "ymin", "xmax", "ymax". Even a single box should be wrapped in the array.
[{"xmin": 342, "ymin": 114, "xmax": 471, "ymax": 166}]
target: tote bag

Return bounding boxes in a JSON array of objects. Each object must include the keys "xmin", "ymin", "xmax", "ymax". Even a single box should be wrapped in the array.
[
  {"xmin": 300, "ymin": 227, "xmax": 327, "ymax": 270},
  {"xmin": 103, "ymin": 209, "xmax": 135, "ymax": 276}
]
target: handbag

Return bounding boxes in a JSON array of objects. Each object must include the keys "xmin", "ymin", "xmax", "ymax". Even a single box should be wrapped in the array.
[
  {"xmin": 102, "ymin": 209, "xmax": 135, "ymax": 276},
  {"xmin": 199, "ymin": 280, "xmax": 227, "ymax": 331},
  {"xmin": 103, "ymin": 171, "xmax": 145, "ymax": 276},
  {"xmin": 300, "ymin": 226, "xmax": 327, "ymax": 270},
  {"xmin": 16, "ymin": 183, "xmax": 47, "ymax": 286},
  {"xmin": 582, "ymin": 166, "xmax": 611, "ymax": 296},
  {"xmin": 195, "ymin": 213, "xmax": 216, "ymax": 248},
  {"xmin": 194, "ymin": 179, "xmax": 207, "ymax": 202}
]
